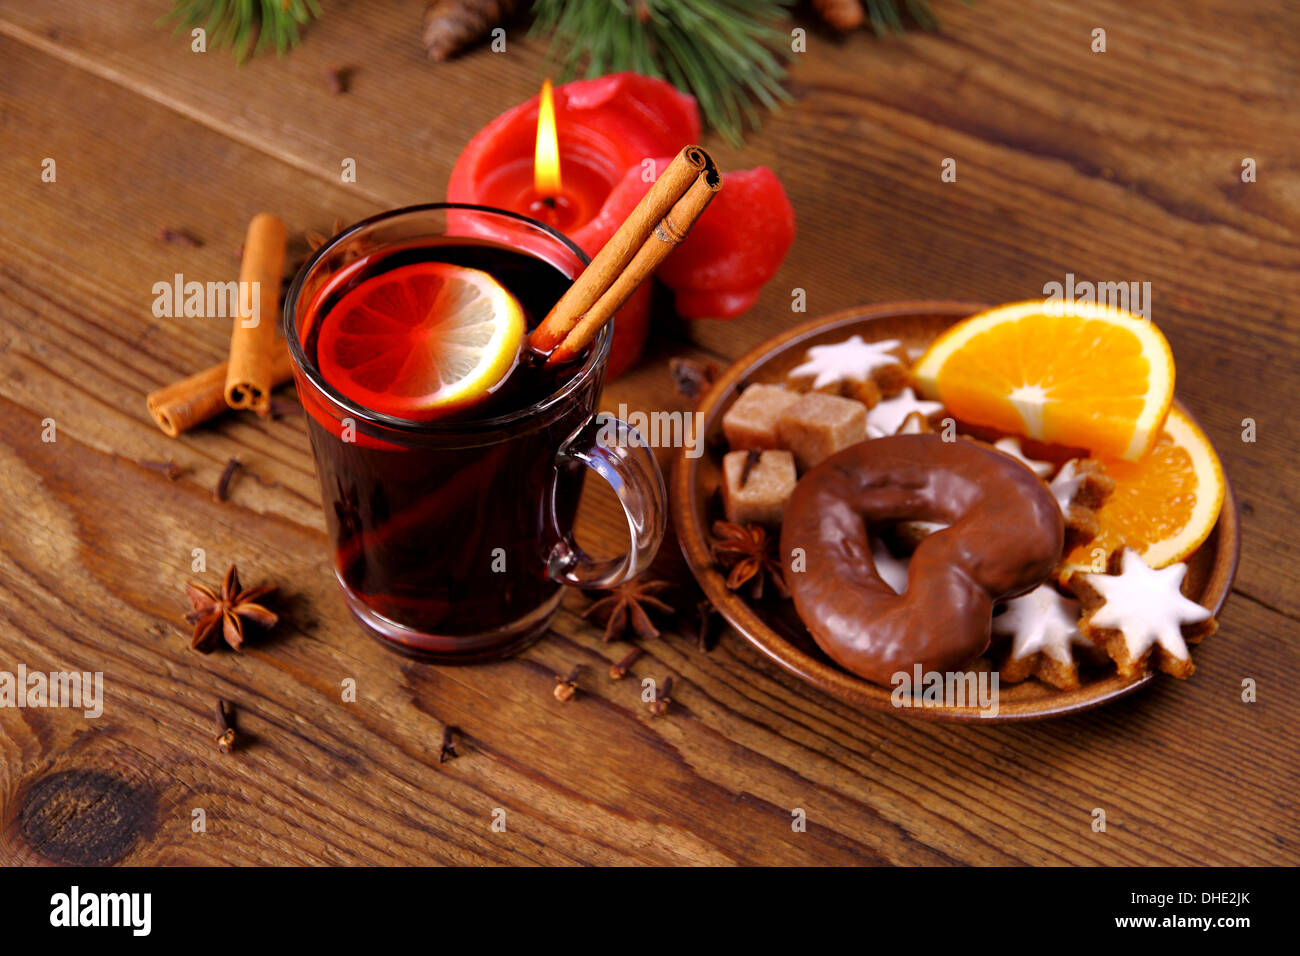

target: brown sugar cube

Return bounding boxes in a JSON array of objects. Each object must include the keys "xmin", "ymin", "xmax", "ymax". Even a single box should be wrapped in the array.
[
  {"xmin": 776, "ymin": 393, "xmax": 868, "ymax": 471},
  {"xmin": 721, "ymin": 384, "xmax": 800, "ymax": 450},
  {"xmin": 721, "ymin": 450, "xmax": 798, "ymax": 525}
]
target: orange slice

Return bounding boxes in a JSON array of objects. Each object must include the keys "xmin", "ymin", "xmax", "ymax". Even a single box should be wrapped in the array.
[
  {"xmin": 913, "ymin": 300, "xmax": 1175, "ymax": 460},
  {"xmin": 316, "ymin": 262, "xmax": 524, "ymax": 419},
  {"xmin": 1059, "ymin": 406, "xmax": 1225, "ymax": 577}
]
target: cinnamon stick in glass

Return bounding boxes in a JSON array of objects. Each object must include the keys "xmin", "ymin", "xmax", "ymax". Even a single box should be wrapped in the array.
[
  {"xmin": 147, "ymin": 342, "xmax": 294, "ymax": 437},
  {"xmin": 529, "ymin": 146, "xmax": 720, "ymax": 365},
  {"xmin": 224, "ymin": 213, "xmax": 288, "ymax": 415}
]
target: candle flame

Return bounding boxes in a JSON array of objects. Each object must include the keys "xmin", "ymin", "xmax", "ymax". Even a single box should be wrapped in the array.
[{"xmin": 534, "ymin": 78, "xmax": 562, "ymax": 198}]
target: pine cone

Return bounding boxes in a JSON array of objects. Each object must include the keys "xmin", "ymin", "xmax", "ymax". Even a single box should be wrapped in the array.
[{"xmin": 423, "ymin": 0, "xmax": 521, "ymax": 62}]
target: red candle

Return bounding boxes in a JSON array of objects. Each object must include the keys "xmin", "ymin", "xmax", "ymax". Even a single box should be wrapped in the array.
[
  {"xmin": 448, "ymin": 73, "xmax": 698, "ymax": 377},
  {"xmin": 463, "ymin": 79, "xmax": 596, "ymax": 234},
  {"xmin": 448, "ymin": 72, "xmax": 795, "ymax": 377}
]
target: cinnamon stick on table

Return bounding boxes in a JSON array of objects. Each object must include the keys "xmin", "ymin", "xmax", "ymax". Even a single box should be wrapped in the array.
[
  {"xmin": 146, "ymin": 342, "xmax": 294, "ymax": 438},
  {"xmin": 529, "ymin": 145, "xmax": 720, "ymax": 365},
  {"xmin": 224, "ymin": 213, "xmax": 288, "ymax": 416}
]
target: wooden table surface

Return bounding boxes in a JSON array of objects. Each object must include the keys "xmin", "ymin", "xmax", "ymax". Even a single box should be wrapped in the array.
[{"xmin": 1, "ymin": 0, "xmax": 1296, "ymax": 866}]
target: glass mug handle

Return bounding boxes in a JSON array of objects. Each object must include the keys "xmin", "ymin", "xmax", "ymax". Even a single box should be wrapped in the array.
[{"xmin": 547, "ymin": 413, "xmax": 667, "ymax": 588}]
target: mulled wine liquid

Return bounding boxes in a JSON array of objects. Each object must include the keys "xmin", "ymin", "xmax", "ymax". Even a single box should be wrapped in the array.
[{"xmin": 300, "ymin": 239, "xmax": 596, "ymax": 647}]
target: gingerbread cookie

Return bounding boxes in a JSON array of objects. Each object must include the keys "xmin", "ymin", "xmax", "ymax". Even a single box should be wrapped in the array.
[
  {"xmin": 1050, "ymin": 458, "xmax": 1116, "ymax": 550},
  {"xmin": 846, "ymin": 378, "xmax": 882, "ymax": 408},
  {"xmin": 993, "ymin": 584, "xmax": 1095, "ymax": 689},
  {"xmin": 787, "ymin": 335, "xmax": 908, "ymax": 396},
  {"xmin": 992, "ymin": 437, "xmax": 1054, "ymax": 478},
  {"xmin": 1070, "ymin": 548, "xmax": 1216, "ymax": 679},
  {"xmin": 781, "ymin": 435, "xmax": 1063, "ymax": 685},
  {"xmin": 865, "ymin": 388, "xmax": 945, "ymax": 437},
  {"xmin": 897, "ymin": 411, "xmax": 933, "ymax": 435}
]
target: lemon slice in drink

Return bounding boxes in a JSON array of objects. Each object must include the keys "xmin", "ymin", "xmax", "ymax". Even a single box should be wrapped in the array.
[{"xmin": 316, "ymin": 262, "xmax": 525, "ymax": 419}]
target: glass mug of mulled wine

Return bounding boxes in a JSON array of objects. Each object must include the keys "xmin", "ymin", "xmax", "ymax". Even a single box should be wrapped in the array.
[{"xmin": 284, "ymin": 204, "xmax": 666, "ymax": 661}]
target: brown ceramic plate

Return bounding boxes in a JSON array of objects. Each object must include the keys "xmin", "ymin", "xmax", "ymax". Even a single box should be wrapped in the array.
[{"xmin": 672, "ymin": 302, "xmax": 1240, "ymax": 721}]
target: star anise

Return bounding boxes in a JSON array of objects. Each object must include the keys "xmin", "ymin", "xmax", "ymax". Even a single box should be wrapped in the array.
[
  {"xmin": 710, "ymin": 520, "xmax": 789, "ymax": 600},
  {"xmin": 582, "ymin": 577, "xmax": 674, "ymax": 642},
  {"xmin": 184, "ymin": 564, "xmax": 279, "ymax": 653},
  {"xmin": 669, "ymin": 357, "xmax": 717, "ymax": 402},
  {"xmin": 305, "ymin": 216, "xmax": 345, "ymax": 252},
  {"xmin": 283, "ymin": 218, "xmax": 349, "ymax": 300}
]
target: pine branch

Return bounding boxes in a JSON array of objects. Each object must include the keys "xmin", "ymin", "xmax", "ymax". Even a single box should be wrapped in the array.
[
  {"xmin": 863, "ymin": 0, "xmax": 942, "ymax": 34},
  {"xmin": 531, "ymin": 0, "xmax": 796, "ymax": 148},
  {"xmin": 160, "ymin": 0, "xmax": 322, "ymax": 62}
]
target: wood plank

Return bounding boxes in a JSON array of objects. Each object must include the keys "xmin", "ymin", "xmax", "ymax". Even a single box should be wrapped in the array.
[{"xmin": 0, "ymin": 0, "xmax": 1296, "ymax": 866}]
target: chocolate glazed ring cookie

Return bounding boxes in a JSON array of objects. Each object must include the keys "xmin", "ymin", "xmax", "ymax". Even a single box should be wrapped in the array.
[{"xmin": 781, "ymin": 435, "xmax": 1063, "ymax": 686}]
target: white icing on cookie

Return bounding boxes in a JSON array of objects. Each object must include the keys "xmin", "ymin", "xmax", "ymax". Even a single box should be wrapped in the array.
[
  {"xmin": 1083, "ymin": 549, "xmax": 1211, "ymax": 662},
  {"xmin": 788, "ymin": 335, "xmax": 903, "ymax": 390},
  {"xmin": 870, "ymin": 538, "xmax": 909, "ymax": 595},
  {"xmin": 993, "ymin": 584, "xmax": 1090, "ymax": 663},
  {"xmin": 1049, "ymin": 459, "xmax": 1085, "ymax": 515},
  {"xmin": 897, "ymin": 413, "xmax": 929, "ymax": 435},
  {"xmin": 865, "ymin": 388, "xmax": 944, "ymax": 436},
  {"xmin": 993, "ymin": 437, "xmax": 1054, "ymax": 478}
]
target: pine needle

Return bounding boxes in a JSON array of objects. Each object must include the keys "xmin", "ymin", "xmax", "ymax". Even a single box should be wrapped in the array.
[
  {"xmin": 533, "ymin": 0, "xmax": 947, "ymax": 146},
  {"xmin": 532, "ymin": 0, "xmax": 795, "ymax": 147},
  {"xmin": 160, "ymin": 0, "xmax": 321, "ymax": 62}
]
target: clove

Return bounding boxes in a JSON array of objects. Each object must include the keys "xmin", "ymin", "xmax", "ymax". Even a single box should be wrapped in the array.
[
  {"xmin": 669, "ymin": 357, "xmax": 716, "ymax": 402},
  {"xmin": 268, "ymin": 397, "xmax": 302, "ymax": 419},
  {"xmin": 649, "ymin": 675, "xmax": 674, "ymax": 717},
  {"xmin": 140, "ymin": 458, "xmax": 183, "ymax": 481},
  {"xmin": 695, "ymin": 600, "xmax": 717, "ymax": 652},
  {"xmin": 214, "ymin": 699, "xmax": 237, "ymax": 753},
  {"xmin": 609, "ymin": 646, "xmax": 644, "ymax": 680},
  {"xmin": 159, "ymin": 226, "xmax": 202, "ymax": 248},
  {"xmin": 439, "ymin": 725, "xmax": 459, "ymax": 764},
  {"xmin": 323, "ymin": 65, "xmax": 351, "ymax": 95},
  {"xmin": 214, "ymin": 457, "xmax": 242, "ymax": 502},
  {"xmin": 554, "ymin": 665, "xmax": 581, "ymax": 702}
]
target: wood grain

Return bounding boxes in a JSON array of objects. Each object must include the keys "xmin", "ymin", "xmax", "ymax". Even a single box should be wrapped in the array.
[{"xmin": 0, "ymin": 0, "xmax": 1297, "ymax": 865}]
